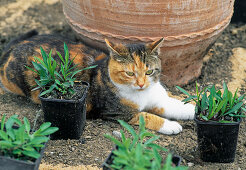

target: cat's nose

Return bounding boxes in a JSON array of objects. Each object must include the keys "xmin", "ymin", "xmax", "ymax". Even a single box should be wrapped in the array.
[{"xmin": 139, "ymin": 84, "xmax": 144, "ymax": 88}]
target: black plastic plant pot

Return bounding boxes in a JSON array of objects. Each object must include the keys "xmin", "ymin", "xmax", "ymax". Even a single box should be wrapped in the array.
[
  {"xmin": 0, "ymin": 142, "xmax": 47, "ymax": 170},
  {"xmin": 195, "ymin": 117, "xmax": 240, "ymax": 163},
  {"xmin": 39, "ymin": 82, "xmax": 89, "ymax": 140},
  {"xmin": 102, "ymin": 148, "xmax": 182, "ymax": 169}
]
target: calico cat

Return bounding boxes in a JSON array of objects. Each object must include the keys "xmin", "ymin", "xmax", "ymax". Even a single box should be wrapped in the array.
[{"xmin": 0, "ymin": 31, "xmax": 195, "ymax": 135}]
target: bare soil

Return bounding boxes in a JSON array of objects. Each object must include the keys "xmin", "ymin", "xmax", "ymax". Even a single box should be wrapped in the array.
[{"xmin": 0, "ymin": 0, "xmax": 246, "ymax": 169}]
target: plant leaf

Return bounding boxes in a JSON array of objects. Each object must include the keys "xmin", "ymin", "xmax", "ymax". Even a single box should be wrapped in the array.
[
  {"xmin": 0, "ymin": 130, "xmax": 8, "ymax": 141},
  {"xmin": 201, "ymin": 115, "xmax": 209, "ymax": 121},
  {"xmin": 39, "ymin": 122, "xmax": 51, "ymax": 131},
  {"xmin": 0, "ymin": 141, "xmax": 13, "ymax": 148},
  {"xmin": 30, "ymin": 136, "xmax": 49, "ymax": 145},
  {"xmin": 22, "ymin": 150, "xmax": 41, "ymax": 159},
  {"xmin": 118, "ymin": 120, "xmax": 137, "ymax": 138},
  {"xmin": 143, "ymin": 135, "xmax": 159, "ymax": 146},
  {"xmin": 24, "ymin": 117, "xmax": 31, "ymax": 134},
  {"xmin": 5, "ymin": 115, "xmax": 18, "ymax": 130},
  {"xmin": 104, "ymin": 134, "xmax": 123, "ymax": 147},
  {"xmin": 1, "ymin": 115, "xmax": 6, "ymax": 131},
  {"xmin": 176, "ymin": 86, "xmax": 191, "ymax": 97},
  {"xmin": 224, "ymin": 102, "xmax": 244, "ymax": 116},
  {"xmin": 39, "ymin": 127, "xmax": 59, "ymax": 136}
]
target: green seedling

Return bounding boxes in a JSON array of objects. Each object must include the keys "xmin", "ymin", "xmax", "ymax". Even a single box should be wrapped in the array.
[
  {"xmin": 177, "ymin": 82, "xmax": 246, "ymax": 122},
  {"xmin": 26, "ymin": 42, "xmax": 97, "ymax": 97},
  {"xmin": 104, "ymin": 116, "xmax": 188, "ymax": 170},
  {"xmin": 0, "ymin": 114, "xmax": 58, "ymax": 161}
]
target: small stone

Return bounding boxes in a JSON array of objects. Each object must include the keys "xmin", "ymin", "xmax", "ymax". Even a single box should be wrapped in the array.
[
  {"xmin": 215, "ymin": 42, "xmax": 223, "ymax": 47},
  {"xmin": 85, "ymin": 136, "xmax": 92, "ymax": 139},
  {"xmin": 112, "ymin": 131, "xmax": 122, "ymax": 139},
  {"xmin": 231, "ymin": 29, "xmax": 238, "ymax": 35},
  {"xmin": 187, "ymin": 162, "xmax": 194, "ymax": 167},
  {"xmin": 50, "ymin": 152, "xmax": 54, "ymax": 154}
]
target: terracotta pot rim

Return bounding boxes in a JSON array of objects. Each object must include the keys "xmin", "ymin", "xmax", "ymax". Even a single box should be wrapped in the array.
[{"xmin": 63, "ymin": 7, "xmax": 233, "ymax": 44}]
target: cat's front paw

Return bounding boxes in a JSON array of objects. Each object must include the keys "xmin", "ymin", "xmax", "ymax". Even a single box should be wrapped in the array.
[
  {"xmin": 158, "ymin": 119, "xmax": 182, "ymax": 135},
  {"xmin": 179, "ymin": 103, "xmax": 195, "ymax": 120}
]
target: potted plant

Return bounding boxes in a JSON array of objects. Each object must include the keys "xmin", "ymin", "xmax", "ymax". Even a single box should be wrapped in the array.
[
  {"xmin": 0, "ymin": 114, "xmax": 58, "ymax": 170},
  {"xmin": 27, "ymin": 43, "xmax": 96, "ymax": 140},
  {"xmin": 103, "ymin": 116, "xmax": 188, "ymax": 170},
  {"xmin": 177, "ymin": 82, "xmax": 246, "ymax": 163}
]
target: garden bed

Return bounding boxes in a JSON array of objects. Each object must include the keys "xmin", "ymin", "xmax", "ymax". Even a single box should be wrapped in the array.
[{"xmin": 0, "ymin": 0, "xmax": 246, "ymax": 169}]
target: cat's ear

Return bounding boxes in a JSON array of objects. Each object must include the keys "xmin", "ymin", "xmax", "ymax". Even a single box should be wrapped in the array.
[
  {"xmin": 105, "ymin": 39, "xmax": 121, "ymax": 56},
  {"xmin": 146, "ymin": 38, "xmax": 164, "ymax": 54}
]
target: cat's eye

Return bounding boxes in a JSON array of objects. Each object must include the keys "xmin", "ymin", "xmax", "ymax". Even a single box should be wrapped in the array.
[
  {"xmin": 146, "ymin": 70, "xmax": 154, "ymax": 75},
  {"xmin": 126, "ymin": 71, "xmax": 135, "ymax": 76}
]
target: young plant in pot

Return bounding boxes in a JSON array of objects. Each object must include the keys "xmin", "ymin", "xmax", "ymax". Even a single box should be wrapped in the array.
[
  {"xmin": 0, "ymin": 114, "xmax": 58, "ymax": 170},
  {"xmin": 103, "ymin": 116, "xmax": 188, "ymax": 170},
  {"xmin": 27, "ymin": 43, "xmax": 96, "ymax": 140},
  {"xmin": 177, "ymin": 82, "xmax": 246, "ymax": 163}
]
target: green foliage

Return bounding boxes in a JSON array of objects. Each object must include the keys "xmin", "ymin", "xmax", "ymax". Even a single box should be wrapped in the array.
[
  {"xmin": 176, "ymin": 82, "xmax": 246, "ymax": 122},
  {"xmin": 0, "ymin": 115, "xmax": 58, "ymax": 161},
  {"xmin": 104, "ymin": 116, "xmax": 188, "ymax": 170},
  {"xmin": 26, "ymin": 43, "xmax": 97, "ymax": 97}
]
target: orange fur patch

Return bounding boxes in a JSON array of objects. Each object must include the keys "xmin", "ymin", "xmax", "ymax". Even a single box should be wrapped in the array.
[
  {"xmin": 20, "ymin": 40, "xmax": 30, "ymax": 44},
  {"xmin": 0, "ymin": 56, "xmax": 25, "ymax": 96},
  {"xmin": 147, "ymin": 107, "xmax": 165, "ymax": 116},
  {"xmin": 95, "ymin": 53, "xmax": 107, "ymax": 61},
  {"xmin": 70, "ymin": 52, "xmax": 84, "ymax": 68},
  {"xmin": 30, "ymin": 90, "xmax": 41, "ymax": 104},
  {"xmin": 96, "ymin": 70, "xmax": 103, "ymax": 86},
  {"xmin": 133, "ymin": 53, "xmax": 150, "ymax": 88},
  {"xmin": 133, "ymin": 53, "xmax": 145, "ymax": 69},
  {"xmin": 108, "ymin": 58, "xmax": 132, "ymax": 85},
  {"xmin": 86, "ymin": 102, "xmax": 93, "ymax": 112},
  {"xmin": 129, "ymin": 112, "xmax": 164, "ymax": 131},
  {"xmin": 136, "ymin": 77, "xmax": 145, "ymax": 88},
  {"xmin": 39, "ymin": 44, "xmax": 53, "ymax": 54},
  {"xmin": 24, "ymin": 69, "xmax": 40, "ymax": 104},
  {"xmin": 24, "ymin": 69, "xmax": 37, "ymax": 87},
  {"xmin": 120, "ymin": 98, "xmax": 139, "ymax": 110}
]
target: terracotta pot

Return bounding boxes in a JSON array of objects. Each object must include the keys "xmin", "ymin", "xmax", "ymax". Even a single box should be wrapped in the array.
[{"xmin": 62, "ymin": 0, "xmax": 234, "ymax": 86}]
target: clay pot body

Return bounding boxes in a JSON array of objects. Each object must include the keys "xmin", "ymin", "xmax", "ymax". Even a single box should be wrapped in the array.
[{"xmin": 62, "ymin": 0, "xmax": 234, "ymax": 86}]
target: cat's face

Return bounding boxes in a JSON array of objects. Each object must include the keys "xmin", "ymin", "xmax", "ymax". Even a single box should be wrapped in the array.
[{"xmin": 106, "ymin": 38, "xmax": 163, "ymax": 91}]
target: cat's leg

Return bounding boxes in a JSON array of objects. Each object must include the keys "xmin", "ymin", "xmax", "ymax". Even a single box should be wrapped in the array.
[
  {"xmin": 30, "ymin": 90, "xmax": 41, "ymax": 104},
  {"xmin": 146, "ymin": 82, "xmax": 195, "ymax": 120},
  {"xmin": 161, "ymin": 97, "xmax": 195, "ymax": 120},
  {"xmin": 129, "ymin": 112, "xmax": 182, "ymax": 135}
]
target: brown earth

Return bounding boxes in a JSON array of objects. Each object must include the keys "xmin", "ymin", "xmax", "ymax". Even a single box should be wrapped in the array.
[{"xmin": 0, "ymin": 0, "xmax": 246, "ymax": 170}]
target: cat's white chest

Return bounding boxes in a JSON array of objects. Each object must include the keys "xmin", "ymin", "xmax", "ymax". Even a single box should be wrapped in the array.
[{"xmin": 116, "ymin": 82, "xmax": 168, "ymax": 111}]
